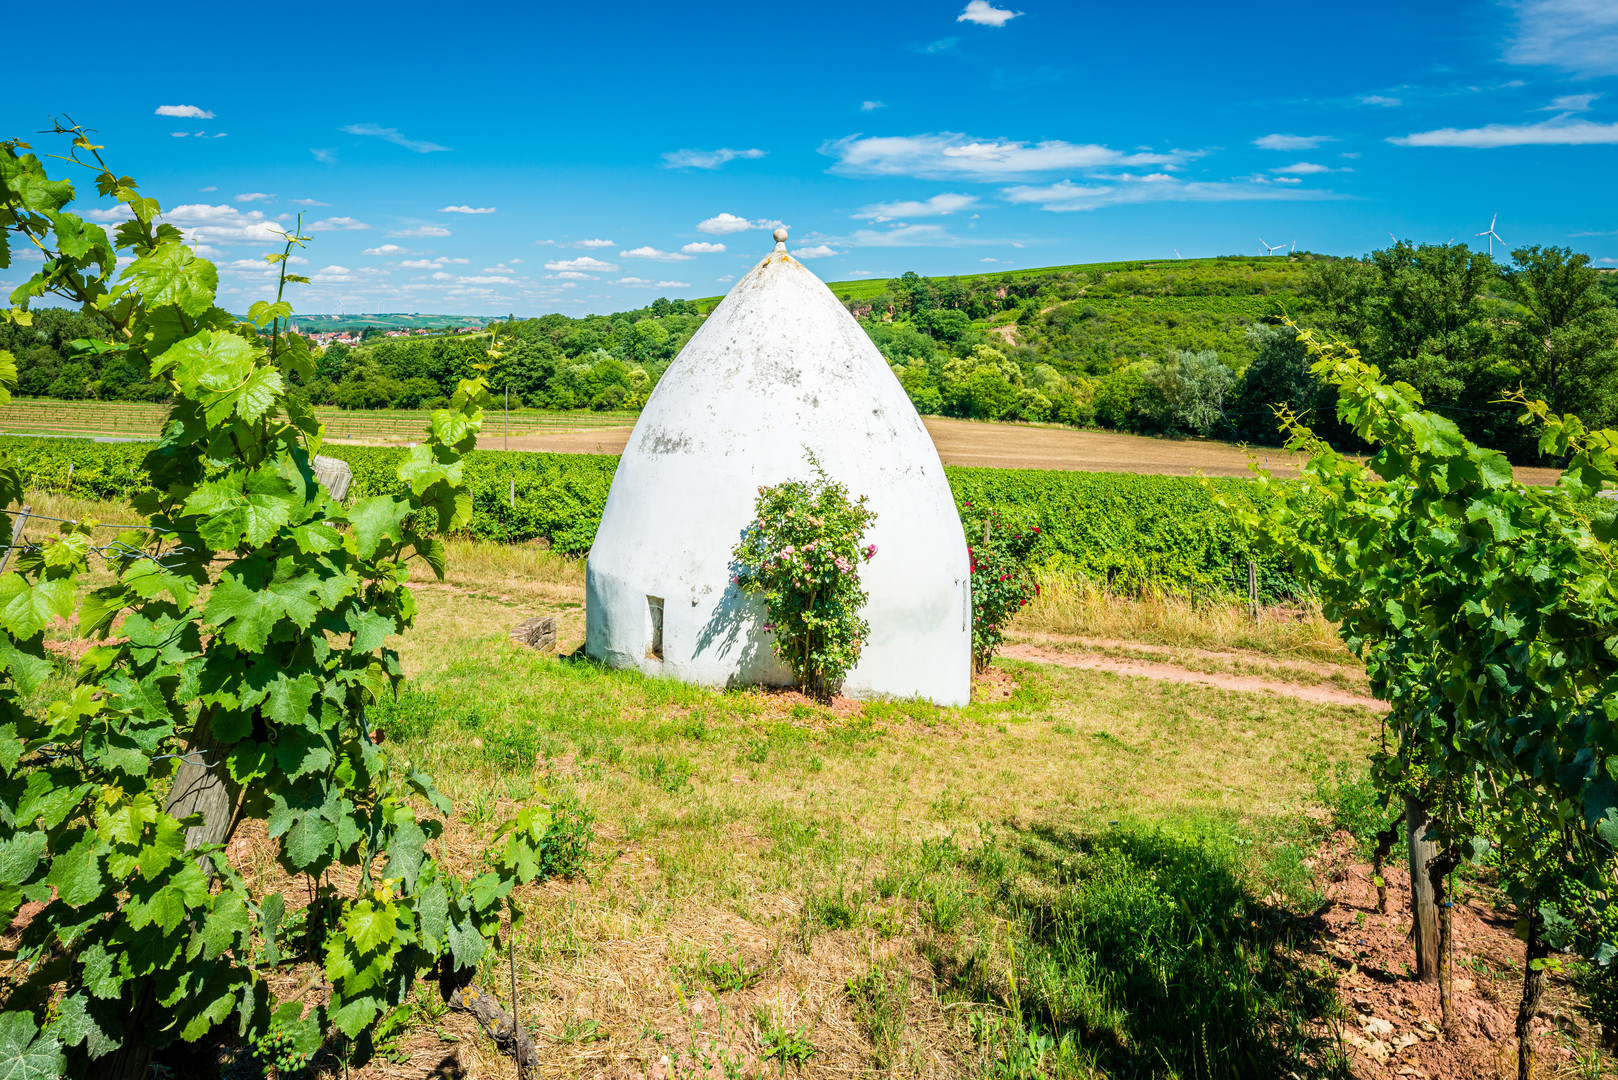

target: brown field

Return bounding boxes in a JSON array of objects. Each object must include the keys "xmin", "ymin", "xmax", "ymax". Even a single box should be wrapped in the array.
[{"xmin": 487, "ymin": 415, "xmax": 1567, "ymax": 485}]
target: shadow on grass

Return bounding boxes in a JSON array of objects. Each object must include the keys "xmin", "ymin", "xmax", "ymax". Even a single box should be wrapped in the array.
[{"xmin": 947, "ymin": 820, "xmax": 1347, "ymax": 1080}]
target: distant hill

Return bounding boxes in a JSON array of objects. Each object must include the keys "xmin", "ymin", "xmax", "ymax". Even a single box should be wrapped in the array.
[
  {"xmin": 690, "ymin": 253, "xmax": 1326, "ymax": 311},
  {"xmin": 286, "ymin": 313, "xmax": 495, "ymax": 334}
]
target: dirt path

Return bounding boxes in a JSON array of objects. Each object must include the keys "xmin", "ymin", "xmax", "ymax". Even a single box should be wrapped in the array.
[
  {"xmin": 1000, "ymin": 642, "xmax": 1387, "ymax": 709},
  {"xmin": 481, "ymin": 417, "xmax": 1563, "ymax": 485}
]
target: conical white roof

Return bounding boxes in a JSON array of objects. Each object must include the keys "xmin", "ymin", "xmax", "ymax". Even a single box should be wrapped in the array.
[{"xmin": 584, "ymin": 237, "xmax": 970, "ymax": 705}]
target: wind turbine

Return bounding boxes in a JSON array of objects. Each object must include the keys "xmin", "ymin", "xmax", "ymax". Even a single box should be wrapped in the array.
[
  {"xmin": 1260, "ymin": 237, "xmax": 1287, "ymax": 256},
  {"xmin": 1289, "ymin": 240, "xmax": 1296, "ymax": 254},
  {"xmin": 1475, "ymin": 212, "xmax": 1506, "ymax": 256},
  {"xmin": 1173, "ymin": 248, "xmax": 1182, "ymax": 260}
]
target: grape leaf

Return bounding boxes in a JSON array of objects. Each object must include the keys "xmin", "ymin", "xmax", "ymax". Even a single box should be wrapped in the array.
[
  {"xmin": 0, "ymin": 1011, "xmax": 65, "ymax": 1080},
  {"xmin": 44, "ymin": 834, "xmax": 103, "ymax": 908},
  {"xmin": 121, "ymin": 242, "xmax": 217, "ymax": 318}
]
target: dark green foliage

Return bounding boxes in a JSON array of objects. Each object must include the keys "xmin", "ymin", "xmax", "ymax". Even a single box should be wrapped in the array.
[
  {"xmin": 957, "ymin": 821, "xmax": 1344, "ymax": 1080},
  {"xmin": 1501, "ymin": 246, "xmax": 1618, "ymax": 431},
  {"xmin": 1230, "ymin": 323, "xmax": 1332, "ymax": 445},
  {"xmin": 0, "ymin": 307, "xmax": 163, "ymax": 401}
]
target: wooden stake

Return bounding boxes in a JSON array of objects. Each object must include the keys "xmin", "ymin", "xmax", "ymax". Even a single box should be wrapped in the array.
[
  {"xmin": 1247, "ymin": 559, "xmax": 1259, "ymax": 621},
  {"xmin": 0, "ymin": 505, "xmax": 31, "ymax": 575}
]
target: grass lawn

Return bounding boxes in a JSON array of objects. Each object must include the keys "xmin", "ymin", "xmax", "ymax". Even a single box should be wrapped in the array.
[
  {"xmin": 24, "ymin": 490, "xmax": 1379, "ymax": 1078},
  {"xmin": 333, "ymin": 539, "xmax": 1381, "ymax": 1079}
]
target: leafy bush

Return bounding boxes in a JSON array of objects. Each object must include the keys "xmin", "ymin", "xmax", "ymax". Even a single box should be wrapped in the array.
[
  {"xmin": 731, "ymin": 455, "xmax": 878, "ymax": 697},
  {"xmin": 0, "ymin": 125, "xmax": 572, "ymax": 1077},
  {"xmin": 962, "ymin": 505, "xmax": 1044, "ymax": 671},
  {"xmin": 1140, "ymin": 349, "xmax": 1236, "ymax": 435},
  {"xmin": 1232, "ymin": 325, "xmax": 1618, "ymax": 1067}
]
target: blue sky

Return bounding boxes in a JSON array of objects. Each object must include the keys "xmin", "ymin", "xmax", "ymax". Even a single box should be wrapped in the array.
[{"xmin": 5, "ymin": 0, "xmax": 1617, "ymax": 316}]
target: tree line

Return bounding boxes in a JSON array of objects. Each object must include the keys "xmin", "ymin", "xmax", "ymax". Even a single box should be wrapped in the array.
[{"xmin": 8, "ymin": 250, "xmax": 1615, "ymax": 464}]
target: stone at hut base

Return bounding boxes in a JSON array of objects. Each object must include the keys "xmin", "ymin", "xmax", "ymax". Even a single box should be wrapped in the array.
[{"xmin": 510, "ymin": 616, "xmax": 557, "ymax": 652}]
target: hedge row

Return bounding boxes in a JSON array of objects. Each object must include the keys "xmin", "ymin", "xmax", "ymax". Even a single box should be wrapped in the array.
[{"xmin": 1, "ymin": 435, "xmax": 1303, "ymax": 600}]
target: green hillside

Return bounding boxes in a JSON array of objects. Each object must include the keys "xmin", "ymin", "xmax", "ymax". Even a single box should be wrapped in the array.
[{"xmin": 693, "ymin": 254, "xmax": 1321, "ymax": 309}]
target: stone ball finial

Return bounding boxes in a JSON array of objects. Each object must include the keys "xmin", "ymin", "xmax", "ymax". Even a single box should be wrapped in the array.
[{"xmin": 773, "ymin": 227, "xmax": 789, "ymax": 243}]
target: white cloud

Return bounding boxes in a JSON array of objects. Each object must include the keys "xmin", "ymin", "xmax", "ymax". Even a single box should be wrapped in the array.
[
  {"xmin": 1540, "ymin": 93, "xmax": 1602, "ymax": 111},
  {"xmin": 310, "ymin": 149, "xmax": 337, "ymax": 164},
  {"xmin": 313, "ymin": 265, "xmax": 359, "ymax": 283},
  {"xmin": 438, "ymin": 205, "xmax": 496, "ymax": 214},
  {"xmin": 661, "ymin": 147, "xmax": 768, "ymax": 169},
  {"xmin": 1272, "ymin": 161, "xmax": 1331, "ymax": 174},
  {"xmin": 431, "ymin": 271, "xmax": 455, "ymax": 281},
  {"xmin": 545, "ymin": 256, "xmax": 619, "ymax": 272},
  {"xmin": 615, "ymin": 277, "xmax": 691, "ymax": 288},
  {"xmin": 1506, "ymin": 0, "xmax": 1618, "ymax": 77},
  {"xmin": 305, "ymin": 216, "xmax": 370, "ymax": 231},
  {"xmin": 85, "ymin": 207, "xmax": 134, "ymax": 224},
  {"xmin": 399, "ymin": 259, "xmax": 438, "ymax": 268},
  {"xmin": 362, "ymin": 244, "xmax": 413, "ymax": 256},
  {"xmin": 697, "ymin": 213, "xmax": 787, "ymax": 235},
  {"xmin": 861, "ymin": 101, "xmax": 885, "ymax": 111},
  {"xmin": 388, "ymin": 225, "xmax": 452, "ymax": 237},
  {"xmin": 156, "ymin": 104, "xmax": 213, "ymax": 119},
  {"xmin": 291, "ymin": 198, "xmax": 329, "ymax": 206},
  {"xmin": 1253, "ymin": 133, "xmax": 1334, "ymax": 150},
  {"xmin": 848, "ymin": 224, "xmax": 969, "ymax": 247},
  {"xmin": 791, "ymin": 245, "xmax": 841, "ymax": 258},
  {"xmin": 199, "ymin": 186, "xmax": 217, "ymax": 192},
  {"xmin": 822, "ymin": 132, "xmax": 1190, "ymax": 181},
  {"xmin": 957, "ymin": 1, "xmax": 1021, "ymax": 26},
  {"xmin": 1358, "ymin": 95, "xmax": 1402, "ymax": 107},
  {"xmin": 234, "ymin": 192, "xmax": 274, "ymax": 203},
  {"xmin": 853, "ymin": 193, "xmax": 978, "ymax": 222},
  {"xmin": 680, "ymin": 242, "xmax": 726, "ymax": 254},
  {"xmin": 620, "ymin": 246, "xmax": 694, "ymax": 261},
  {"xmin": 999, "ymin": 176, "xmax": 1342, "ymax": 211},
  {"xmin": 548, "ymin": 271, "xmax": 598, "ymax": 280},
  {"xmin": 573, "ymin": 238, "xmax": 615, "ymax": 248},
  {"xmin": 341, "ymin": 123, "xmax": 450, "ymax": 153},
  {"xmin": 161, "ymin": 203, "xmax": 288, "ymax": 244},
  {"xmin": 1389, "ymin": 117, "xmax": 1618, "ymax": 147},
  {"xmin": 458, "ymin": 275, "xmax": 518, "ymax": 285}
]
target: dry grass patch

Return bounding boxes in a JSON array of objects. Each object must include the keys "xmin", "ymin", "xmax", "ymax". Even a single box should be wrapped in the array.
[{"xmin": 1015, "ymin": 572, "xmax": 1354, "ymax": 664}]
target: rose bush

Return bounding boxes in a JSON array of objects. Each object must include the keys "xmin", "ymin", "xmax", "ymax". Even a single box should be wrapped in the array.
[
  {"xmin": 963, "ymin": 504, "xmax": 1044, "ymax": 671},
  {"xmin": 731, "ymin": 455, "xmax": 876, "ymax": 698}
]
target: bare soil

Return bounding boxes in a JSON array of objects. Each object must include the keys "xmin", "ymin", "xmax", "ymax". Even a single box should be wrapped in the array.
[
  {"xmin": 1311, "ymin": 831, "xmax": 1596, "ymax": 1080},
  {"xmin": 485, "ymin": 417, "xmax": 1564, "ymax": 485}
]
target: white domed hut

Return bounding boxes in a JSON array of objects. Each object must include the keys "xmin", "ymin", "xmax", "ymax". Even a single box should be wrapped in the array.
[{"xmin": 584, "ymin": 231, "xmax": 971, "ymax": 705}]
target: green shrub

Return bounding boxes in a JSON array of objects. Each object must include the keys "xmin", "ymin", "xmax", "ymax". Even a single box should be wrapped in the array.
[
  {"xmin": 963, "ymin": 505, "xmax": 1044, "ymax": 670},
  {"xmin": 732, "ymin": 454, "xmax": 878, "ymax": 697}
]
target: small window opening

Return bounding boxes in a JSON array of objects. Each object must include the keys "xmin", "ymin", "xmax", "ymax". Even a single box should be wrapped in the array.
[{"xmin": 646, "ymin": 596, "xmax": 665, "ymax": 660}]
